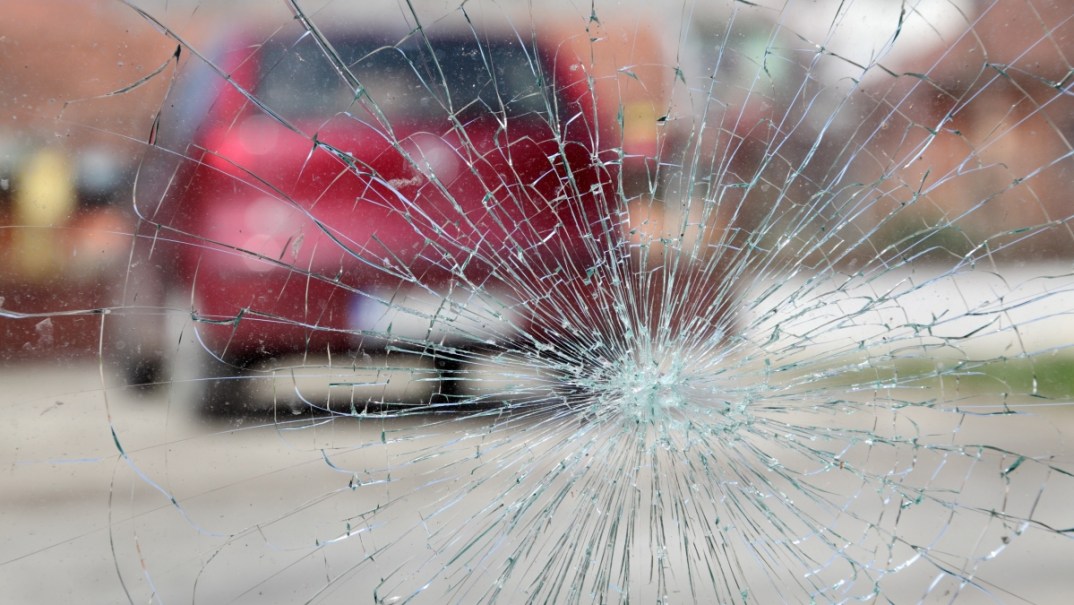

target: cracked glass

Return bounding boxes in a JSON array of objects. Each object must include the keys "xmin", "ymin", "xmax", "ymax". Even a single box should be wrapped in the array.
[{"xmin": 2, "ymin": 0, "xmax": 1073, "ymax": 603}]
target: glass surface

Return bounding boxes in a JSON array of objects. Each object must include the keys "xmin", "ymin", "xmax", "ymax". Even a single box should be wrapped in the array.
[{"xmin": 2, "ymin": 1, "xmax": 1072, "ymax": 603}]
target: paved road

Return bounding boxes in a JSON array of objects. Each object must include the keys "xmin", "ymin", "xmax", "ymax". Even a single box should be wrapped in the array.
[{"xmin": 2, "ymin": 353, "xmax": 1072, "ymax": 604}]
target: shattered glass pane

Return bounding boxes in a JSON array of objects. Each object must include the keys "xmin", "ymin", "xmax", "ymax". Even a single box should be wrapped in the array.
[{"xmin": 2, "ymin": 0, "xmax": 1073, "ymax": 602}]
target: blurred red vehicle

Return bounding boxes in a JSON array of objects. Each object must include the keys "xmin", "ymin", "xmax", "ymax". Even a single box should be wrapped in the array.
[{"xmin": 120, "ymin": 24, "xmax": 623, "ymax": 412}]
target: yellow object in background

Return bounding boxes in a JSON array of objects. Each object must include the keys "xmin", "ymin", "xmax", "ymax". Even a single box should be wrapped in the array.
[{"xmin": 12, "ymin": 148, "xmax": 76, "ymax": 279}]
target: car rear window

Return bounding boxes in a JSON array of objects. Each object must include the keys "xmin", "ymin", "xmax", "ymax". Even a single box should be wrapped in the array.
[{"xmin": 255, "ymin": 36, "xmax": 553, "ymax": 123}]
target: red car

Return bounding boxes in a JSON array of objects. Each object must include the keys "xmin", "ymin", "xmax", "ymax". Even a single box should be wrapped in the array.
[{"xmin": 120, "ymin": 24, "xmax": 623, "ymax": 413}]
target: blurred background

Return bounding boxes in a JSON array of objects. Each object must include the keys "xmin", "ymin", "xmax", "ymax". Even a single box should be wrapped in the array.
[
  {"xmin": 2, "ymin": 0, "xmax": 1070, "ymax": 361},
  {"xmin": 2, "ymin": 1, "xmax": 1072, "ymax": 603}
]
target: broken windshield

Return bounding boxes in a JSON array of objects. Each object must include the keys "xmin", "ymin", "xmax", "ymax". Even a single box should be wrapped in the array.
[{"xmin": 1, "ymin": 1, "xmax": 1072, "ymax": 603}]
